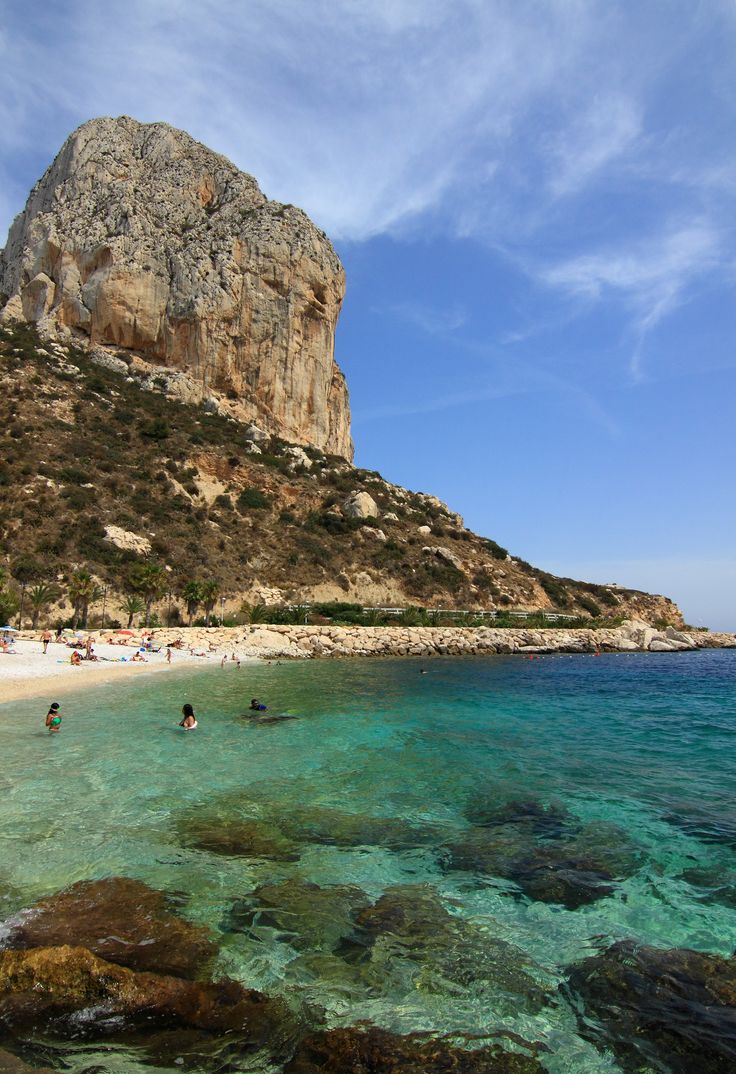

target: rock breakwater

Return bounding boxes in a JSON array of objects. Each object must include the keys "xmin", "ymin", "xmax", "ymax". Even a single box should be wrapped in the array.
[{"xmin": 25, "ymin": 620, "xmax": 734, "ymax": 661}]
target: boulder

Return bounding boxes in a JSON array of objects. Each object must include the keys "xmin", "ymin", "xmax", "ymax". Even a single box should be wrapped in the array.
[
  {"xmin": 0, "ymin": 945, "xmax": 285, "ymax": 1042},
  {"xmin": 225, "ymin": 878, "xmax": 370, "ymax": 952},
  {"xmin": 565, "ymin": 940, "xmax": 736, "ymax": 1073},
  {"xmin": 283, "ymin": 1026, "xmax": 545, "ymax": 1074},
  {"xmin": 343, "ymin": 492, "xmax": 380, "ymax": 519},
  {"xmin": 103, "ymin": 524, "xmax": 152, "ymax": 555},
  {"xmin": 178, "ymin": 817, "xmax": 301, "ymax": 861},
  {"xmin": 244, "ymin": 423, "xmax": 270, "ymax": 445},
  {"xmin": 3, "ymin": 877, "xmax": 215, "ymax": 978}
]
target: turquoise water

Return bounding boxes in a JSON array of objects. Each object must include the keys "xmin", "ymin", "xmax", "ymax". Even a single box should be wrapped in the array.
[{"xmin": 1, "ymin": 650, "xmax": 735, "ymax": 1073}]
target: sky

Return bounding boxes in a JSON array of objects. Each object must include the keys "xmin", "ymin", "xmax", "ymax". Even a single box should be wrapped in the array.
[{"xmin": 1, "ymin": 1, "xmax": 735, "ymax": 628}]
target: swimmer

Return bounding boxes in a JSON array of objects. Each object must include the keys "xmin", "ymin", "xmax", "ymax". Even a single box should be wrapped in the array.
[
  {"xmin": 45, "ymin": 702, "xmax": 62, "ymax": 732},
  {"xmin": 179, "ymin": 703, "xmax": 198, "ymax": 730},
  {"xmin": 249, "ymin": 698, "xmax": 267, "ymax": 711}
]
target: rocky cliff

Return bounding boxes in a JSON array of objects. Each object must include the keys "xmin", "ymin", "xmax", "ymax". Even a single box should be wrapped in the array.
[{"xmin": 0, "ymin": 116, "xmax": 352, "ymax": 458}]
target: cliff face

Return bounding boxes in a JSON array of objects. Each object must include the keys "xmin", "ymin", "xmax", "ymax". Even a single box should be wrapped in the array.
[{"xmin": 0, "ymin": 116, "xmax": 352, "ymax": 458}]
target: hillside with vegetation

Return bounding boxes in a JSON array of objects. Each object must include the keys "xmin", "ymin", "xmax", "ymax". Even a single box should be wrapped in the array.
[{"xmin": 0, "ymin": 321, "xmax": 683, "ymax": 631}]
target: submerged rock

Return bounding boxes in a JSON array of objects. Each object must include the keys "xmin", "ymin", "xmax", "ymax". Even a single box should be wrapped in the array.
[
  {"xmin": 226, "ymin": 877, "xmax": 370, "ymax": 952},
  {"xmin": 350, "ymin": 885, "xmax": 547, "ymax": 1009},
  {"xmin": 283, "ymin": 1026, "xmax": 545, "ymax": 1074},
  {"xmin": 681, "ymin": 867, "xmax": 736, "ymax": 909},
  {"xmin": 565, "ymin": 940, "xmax": 736, "ymax": 1073},
  {"xmin": 0, "ymin": 1051, "xmax": 58, "ymax": 1074},
  {"xmin": 180, "ymin": 817, "xmax": 301, "ymax": 861},
  {"xmin": 445, "ymin": 816, "xmax": 641, "ymax": 909},
  {"xmin": 464, "ymin": 797, "xmax": 576, "ymax": 839},
  {"xmin": 275, "ymin": 806, "xmax": 440, "ymax": 851},
  {"xmin": 662, "ymin": 805, "xmax": 736, "ymax": 849},
  {"xmin": 0, "ymin": 945, "xmax": 286, "ymax": 1042},
  {"xmin": 2, "ymin": 878, "xmax": 215, "ymax": 979}
]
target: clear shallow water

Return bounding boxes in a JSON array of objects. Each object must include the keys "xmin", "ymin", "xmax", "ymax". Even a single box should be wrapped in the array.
[{"xmin": 1, "ymin": 650, "xmax": 735, "ymax": 1073}]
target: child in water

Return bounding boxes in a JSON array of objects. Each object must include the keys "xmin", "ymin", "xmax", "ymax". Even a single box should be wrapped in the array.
[
  {"xmin": 179, "ymin": 704, "xmax": 198, "ymax": 730},
  {"xmin": 45, "ymin": 703, "xmax": 62, "ymax": 732},
  {"xmin": 249, "ymin": 698, "xmax": 267, "ymax": 711}
]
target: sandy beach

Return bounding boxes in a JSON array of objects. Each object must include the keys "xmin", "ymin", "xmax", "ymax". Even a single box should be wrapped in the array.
[{"xmin": 0, "ymin": 636, "xmax": 257, "ymax": 703}]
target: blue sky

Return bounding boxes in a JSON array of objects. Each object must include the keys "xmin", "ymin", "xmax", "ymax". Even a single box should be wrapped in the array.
[{"xmin": 1, "ymin": 1, "xmax": 735, "ymax": 628}]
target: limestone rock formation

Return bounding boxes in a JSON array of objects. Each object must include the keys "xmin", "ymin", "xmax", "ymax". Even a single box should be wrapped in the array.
[{"xmin": 0, "ymin": 116, "xmax": 352, "ymax": 458}]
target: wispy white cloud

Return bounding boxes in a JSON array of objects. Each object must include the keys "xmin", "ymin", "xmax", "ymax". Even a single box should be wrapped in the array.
[
  {"xmin": 545, "ymin": 93, "xmax": 642, "ymax": 198},
  {"xmin": 380, "ymin": 302, "xmax": 467, "ymax": 335},
  {"xmin": 2, "ymin": 0, "xmax": 735, "ymax": 373},
  {"xmin": 539, "ymin": 222, "xmax": 723, "ymax": 378},
  {"xmin": 0, "ymin": 0, "xmax": 666, "ymax": 242}
]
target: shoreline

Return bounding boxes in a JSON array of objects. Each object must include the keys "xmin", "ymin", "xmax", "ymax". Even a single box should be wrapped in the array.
[
  {"xmin": 2, "ymin": 620, "xmax": 734, "ymax": 704},
  {"xmin": 0, "ymin": 637, "xmax": 258, "ymax": 704}
]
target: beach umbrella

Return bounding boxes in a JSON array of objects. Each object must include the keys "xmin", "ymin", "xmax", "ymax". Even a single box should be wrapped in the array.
[{"xmin": 0, "ymin": 626, "xmax": 18, "ymax": 632}]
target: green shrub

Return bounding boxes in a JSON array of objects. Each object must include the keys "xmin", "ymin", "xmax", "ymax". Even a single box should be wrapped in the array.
[
  {"xmin": 539, "ymin": 575, "xmax": 570, "ymax": 608},
  {"xmin": 238, "ymin": 487, "xmax": 271, "ymax": 510},
  {"xmin": 576, "ymin": 594, "xmax": 602, "ymax": 618},
  {"xmin": 139, "ymin": 417, "xmax": 170, "ymax": 440},
  {"xmin": 481, "ymin": 538, "xmax": 509, "ymax": 560}
]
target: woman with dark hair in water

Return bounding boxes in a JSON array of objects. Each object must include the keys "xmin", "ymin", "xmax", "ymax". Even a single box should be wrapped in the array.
[
  {"xmin": 179, "ymin": 703, "xmax": 198, "ymax": 730},
  {"xmin": 45, "ymin": 703, "xmax": 62, "ymax": 732}
]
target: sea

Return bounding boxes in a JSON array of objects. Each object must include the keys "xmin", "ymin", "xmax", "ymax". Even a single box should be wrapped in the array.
[{"xmin": 1, "ymin": 649, "xmax": 735, "ymax": 1073}]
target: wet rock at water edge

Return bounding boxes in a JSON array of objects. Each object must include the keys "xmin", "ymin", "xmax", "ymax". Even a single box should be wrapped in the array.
[
  {"xmin": 179, "ymin": 816, "xmax": 302, "ymax": 861},
  {"xmin": 0, "ymin": 945, "xmax": 288, "ymax": 1043},
  {"xmin": 283, "ymin": 1026, "xmax": 546, "ymax": 1073},
  {"xmin": 225, "ymin": 877, "xmax": 371, "ymax": 952},
  {"xmin": 1, "ymin": 877, "xmax": 216, "ymax": 978},
  {"xmin": 348, "ymin": 885, "xmax": 548, "ymax": 1010},
  {"xmin": 565, "ymin": 939, "xmax": 736, "ymax": 1074}
]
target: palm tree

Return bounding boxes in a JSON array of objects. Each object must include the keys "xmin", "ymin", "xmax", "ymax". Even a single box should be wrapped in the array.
[
  {"xmin": 200, "ymin": 580, "xmax": 220, "ymax": 627},
  {"xmin": 68, "ymin": 571, "xmax": 102, "ymax": 629},
  {"xmin": 28, "ymin": 582, "xmax": 60, "ymax": 628},
  {"xmin": 128, "ymin": 562, "xmax": 167, "ymax": 627},
  {"xmin": 120, "ymin": 594, "xmax": 144, "ymax": 629},
  {"xmin": 181, "ymin": 581, "xmax": 203, "ymax": 627}
]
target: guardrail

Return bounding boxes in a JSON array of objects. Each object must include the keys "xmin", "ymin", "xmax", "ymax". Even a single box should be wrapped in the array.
[{"xmin": 284, "ymin": 604, "xmax": 579, "ymax": 622}]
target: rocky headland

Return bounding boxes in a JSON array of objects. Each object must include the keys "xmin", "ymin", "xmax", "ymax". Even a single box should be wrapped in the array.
[
  {"xmin": 0, "ymin": 117, "xmax": 351, "ymax": 457},
  {"xmin": 0, "ymin": 118, "xmax": 702, "ymax": 629}
]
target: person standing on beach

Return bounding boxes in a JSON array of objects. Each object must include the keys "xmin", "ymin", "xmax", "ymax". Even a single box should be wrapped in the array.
[
  {"xmin": 45, "ymin": 703, "xmax": 62, "ymax": 732},
  {"xmin": 41, "ymin": 629, "xmax": 51, "ymax": 654}
]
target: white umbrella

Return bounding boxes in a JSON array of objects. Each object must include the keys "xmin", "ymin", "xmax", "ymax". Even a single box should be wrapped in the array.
[{"xmin": 0, "ymin": 626, "xmax": 18, "ymax": 632}]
